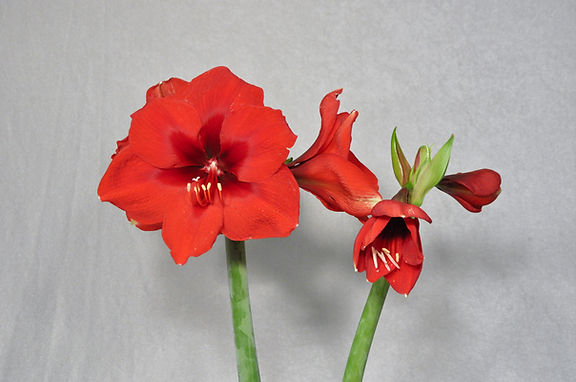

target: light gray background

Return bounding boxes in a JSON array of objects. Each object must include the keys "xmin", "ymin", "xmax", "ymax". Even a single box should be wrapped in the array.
[{"xmin": 2, "ymin": 1, "xmax": 575, "ymax": 381}]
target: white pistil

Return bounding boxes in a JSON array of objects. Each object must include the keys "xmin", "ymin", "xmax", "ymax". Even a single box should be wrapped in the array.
[{"xmin": 371, "ymin": 247, "xmax": 379, "ymax": 269}]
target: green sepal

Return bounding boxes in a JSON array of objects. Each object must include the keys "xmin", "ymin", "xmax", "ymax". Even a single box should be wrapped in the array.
[
  {"xmin": 391, "ymin": 128, "xmax": 411, "ymax": 186},
  {"xmin": 284, "ymin": 157, "xmax": 293, "ymax": 165},
  {"xmin": 410, "ymin": 135, "xmax": 454, "ymax": 206}
]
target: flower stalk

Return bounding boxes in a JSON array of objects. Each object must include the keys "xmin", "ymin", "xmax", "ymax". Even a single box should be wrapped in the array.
[
  {"xmin": 225, "ymin": 238, "xmax": 261, "ymax": 382},
  {"xmin": 343, "ymin": 278, "xmax": 390, "ymax": 382}
]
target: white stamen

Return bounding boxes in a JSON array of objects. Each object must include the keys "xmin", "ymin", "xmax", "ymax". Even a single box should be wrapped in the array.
[
  {"xmin": 376, "ymin": 250, "xmax": 391, "ymax": 271},
  {"xmin": 386, "ymin": 251, "xmax": 400, "ymax": 269},
  {"xmin": 371, "ymin": 247, "xmax": 379, "ymax": 269},
  {"xmin": 201, "ymin": 184, "xmax": 207, "ymax": 192},
  {"xmin": 395, "ymin": 253, "xmax": 400, "ymax": 263},
  {"xmin": 376, "ymin": 251, "xmax": 386, "ymax": 264},
  {"xmin": 382, "ymin": 247, "xmax": 391, "ymax": 255},
  {"xmin": 186, "ymin": 183, "xmax": 191, "ymax": 192},
  {"xmin": 207, "ymin": 182, "xmax": 211, "ymax": 192}
]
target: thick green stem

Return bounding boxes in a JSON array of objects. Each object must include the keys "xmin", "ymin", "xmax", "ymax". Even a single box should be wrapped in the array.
[
  {"xmin": 225, "ymin": 238, "xmax": 261, "ymax": 382},
  {"xmin": 343, "ymin": 278, "xmax": 390, "ymax": 382}
]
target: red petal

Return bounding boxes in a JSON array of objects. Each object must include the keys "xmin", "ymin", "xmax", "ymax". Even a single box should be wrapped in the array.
[
  {"xmin": 401, "ymin": 219, "xmax": 424, "ymax": 266},
  {"xmin": 98, "ymin": 146, "xmax": 192, "ymax": 227},
  {"xmin": 348, "ymin": 151, "xmax": 379, "ymax": 186},
  {"xmin": 360, "ymin": 216, "xmax": 391, "ymax": 250},
  {"xmin": 371, "ymin": 200, "xmax": 432, "ymax": 223},
  {"xmin": 219, "ymin": 105, "xmax": 297, "ymax": 182},
  {"xmin": 291, "ymin": 153, "xmax": 382, "ymax": 218},
  {"xmin": 353, "ymin": 225, "xmax": 370, "ymax": 271},
  {"xmin": 146, "ymin": 78, "xmax": 189, "ymax": 101},
  {"xmin": 385, "ymin": 264, "xmax": 422, "ymax": 295},
  {"xmin": 129, "ymin": 219, "xmax": 162, "ymax": 231},
  {"xmin": 162, "ymin": 202, "xmax": 223, "ymax": 264},
  {"xmin": 321, "ymin": 111, "xmax": 356, "ymax": 157},
  {"xmin": 129, "ymin": 98, "xmax": 205, "ymax": 168},
  {"xmin": 293, "ymin": 89, "xmax": 342, "ymax": 164},
  {"xmin": 111, "ymin": 136, "xmax": 129, "ymax": 159},
  {"xmin": 365, "ymin": 251, "xmax": 388, "ymax": 282},
  {"xmin": 354, "ymin": 217, "xmax": 388, "ymax": 274},
  {"xmin": 221, "ymin": 166, "xmax": 299, "ymax": 240},
  {"xmin": 354, "ymin": 251, "xmax": 367, "ymax": 274},
  {"xmin": 179, "ymin": 67, "xmax": 264, "ymax": 151}
]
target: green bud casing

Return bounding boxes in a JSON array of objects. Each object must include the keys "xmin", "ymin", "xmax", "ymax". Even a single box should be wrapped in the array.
[
  {"xmin": 391, "ymin": 128, "xmax": 411, "ymax": 187},
  {"xmin": 410, "ymin": 135, "xmax": 454, "ymax": 206}
]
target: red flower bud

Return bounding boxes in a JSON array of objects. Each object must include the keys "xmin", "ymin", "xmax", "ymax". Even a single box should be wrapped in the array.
[{"xmin": 436, "ymin": 169, "xmax": 501, "ymax": 213}]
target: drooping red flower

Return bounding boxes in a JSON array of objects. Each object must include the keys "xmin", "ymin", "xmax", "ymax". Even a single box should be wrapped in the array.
[
  {"xmin": 289, "ymin": 89, "xmax": 382, "ymax": 218},
  {"xmin": 436, "ymin": 169, "xmax": 501, "ymax": 213},
  {"xmin": 353, "ymin": 200, "xmax": 432, "ymax": 295},
  {"xmin": 98, "ymin": 67, "xmax": 300, "ymax": 264}
]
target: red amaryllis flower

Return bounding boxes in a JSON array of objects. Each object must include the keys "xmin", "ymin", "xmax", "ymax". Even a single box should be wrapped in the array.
[
  {"xmin": 353, "ymin": 200, "xmax": 432, "ymax": 295},
  {"xmin": 436, "ymin": 169, "xmax": 501, "ymax": 213},
  {"xmin": 289, "ymin": 89, "xmax": 382, "ymax": 218},
  {"xmin": 98, "ymin": 67, "xmax": 299, "ymax": 264}
]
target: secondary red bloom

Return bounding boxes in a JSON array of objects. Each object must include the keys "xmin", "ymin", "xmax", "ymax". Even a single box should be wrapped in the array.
[
  {"xmin": 289, "ymin": 90, "xmax": 382, "ymax": 218},
  {"xmin": 353, "ymin": 200, "xmax": 432, "ymax": 295},
  {"xmin": 98, "ymin": 67, "xmax": 299, "ymax": 264},
  {"xmin": 436, "ymin": 169, "xmax": 501, "ymax": 213}
]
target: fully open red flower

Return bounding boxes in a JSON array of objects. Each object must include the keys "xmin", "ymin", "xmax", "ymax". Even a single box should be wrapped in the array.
[
  {"xmin": 353, "ymin": 200, "xmax": 432, "ymax": 295},
  {"xmin": 98, "ymin": 67, "xmax": 299, "ymax": 264},
  {"xmin": 436, "ymin": 169, "xmax": 501, "ymax": 212},
  {"xmin": 289, "ymin": 90, "xmax": 382, "ymax": 218}
]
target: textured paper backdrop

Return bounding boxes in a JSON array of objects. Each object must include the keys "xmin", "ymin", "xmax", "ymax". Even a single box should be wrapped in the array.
[{"xmin": 1, "ymin": 1, "xmax": 575, "ymax": 381}]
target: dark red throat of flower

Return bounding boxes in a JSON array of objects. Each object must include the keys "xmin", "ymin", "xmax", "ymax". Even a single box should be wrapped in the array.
[{"xmin": 186, "ymin": 159, "xmax": 223, "ymax": 207}]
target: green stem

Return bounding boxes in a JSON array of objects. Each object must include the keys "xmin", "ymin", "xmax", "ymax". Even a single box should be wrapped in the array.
[
  {"xmin": 343, "ymin": 278, "xmax": 390, "ymax": 382},
  {"xmin": 225, "ymin": 238, "xmax": 261, "ymax": 382}
]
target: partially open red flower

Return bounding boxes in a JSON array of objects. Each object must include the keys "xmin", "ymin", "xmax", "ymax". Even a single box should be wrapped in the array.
[
  {"xmin": 289, "ymin": 90, "xmax": 382, "ymax": 218},
  {"xmin": 98, "ymin": 67, "xmax": 300, "ymax": 264},
  {"xmin": 436, "ymin": 169, "xmax": 501, "ymax": 213},
  {"xmin": 353, "ymin": 200, "xmax": 432, "ymax": 295}
]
